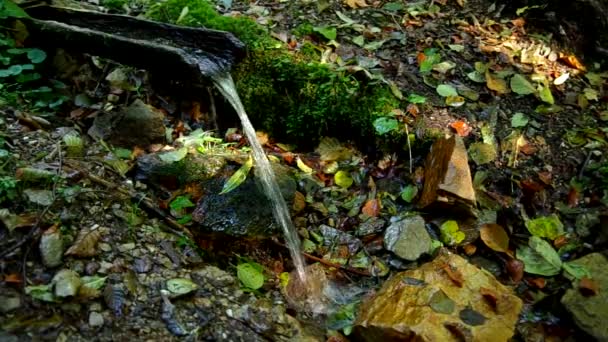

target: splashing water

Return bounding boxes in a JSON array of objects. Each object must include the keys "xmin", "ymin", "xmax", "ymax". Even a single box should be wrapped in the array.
[{"xmin": 212, "ymin": 72, "xmax": 308, "ymax": 284}]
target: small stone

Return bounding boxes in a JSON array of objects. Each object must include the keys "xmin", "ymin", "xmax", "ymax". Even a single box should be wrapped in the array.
[
  {"xmin": 118, "ymin": 243, "xmax": 136, "ymax": 253},
  {"xmin": 98, "ymin": 261, "xmax": 114, "ymax": 274},
  {"xmin": 0, "ymin": 289, "xmax": 21, "ymax": 313},
  {"xmin": 85, "ymin": 262, "xmax": 100, "ymax": 275},
  {"xmin": 88, "ymin": 311, "xmax": 104, "ymax": 327},
  {"xmin": 384, "ymin": 216, "xmax": 431, "ymax": 261},
  {"xmin": 98, "ymin": 243, "xmax": 112, "ymax": 252},
  {"xmin": 133, "ymin": 257, "xmax": 151, "ymax": 273},
  {"xmin": 39, "ymin": 229, "xmax": 63, "ymax": 268},
  {"xmin": 52, "ymin": 269, "xmax": 82, "ymax": 298}
]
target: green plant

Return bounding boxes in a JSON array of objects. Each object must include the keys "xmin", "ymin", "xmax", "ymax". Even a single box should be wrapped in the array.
[
  {"xmin": 0, "ymin": 2, "xmax": 68, "ymax": 110},
  {"xmin": 0, "ymin": 175, "xmax": 18, "ymax": 204}
]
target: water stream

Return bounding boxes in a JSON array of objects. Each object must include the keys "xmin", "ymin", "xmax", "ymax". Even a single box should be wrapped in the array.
[{"xmin": 212, "ymin": 72, "xmax": 308, "ymax": 285}]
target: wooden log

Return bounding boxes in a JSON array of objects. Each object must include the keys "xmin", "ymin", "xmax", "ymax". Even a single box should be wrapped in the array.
[{"xmin": 22, "ymin": 5, "xmax": 246, "ymax": 80}]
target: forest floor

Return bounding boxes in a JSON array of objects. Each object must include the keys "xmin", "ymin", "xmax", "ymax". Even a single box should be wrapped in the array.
[{"xmin": 0, "ymin": 0, "xmax": 607, "ymax": 341}]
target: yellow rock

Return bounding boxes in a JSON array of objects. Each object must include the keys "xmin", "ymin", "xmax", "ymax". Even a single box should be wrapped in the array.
[{"xmin": 354, "ymin": 251, "xmax": 522, "ymax": 342}]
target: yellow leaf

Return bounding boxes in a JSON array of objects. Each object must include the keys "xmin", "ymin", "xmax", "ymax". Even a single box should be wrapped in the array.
[
  {"xmin": 480, "ymin": 224, "xmax": 509, "ymax": 253},
  {"xmin": 344, "ymin": 0, "xmax": 367, "ymax": 9},
  {"xmin": 485, "ymin": 71, "xmax": 509, "ymax": 94},
  {"xmin": 334, "ymin": 170, "xmax": 354, "ymax": 188},
  {"xmin": 296, "ymin": 157, "xmax": 314, "ymax": 174},
  {"xmin": 456, "ymin": 0, "xmax": 466, "ymax": 7}
]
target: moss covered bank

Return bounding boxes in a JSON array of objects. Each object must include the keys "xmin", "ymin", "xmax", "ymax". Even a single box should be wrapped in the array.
[{"xmin": 146, "ymin": 0, "xmax": 402, "ymax": 149}]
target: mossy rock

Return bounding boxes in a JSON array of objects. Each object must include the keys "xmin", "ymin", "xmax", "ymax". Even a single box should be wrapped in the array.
[{"xmin": 146, "ymin": 0, "xmax": 403, "ymax": 149}]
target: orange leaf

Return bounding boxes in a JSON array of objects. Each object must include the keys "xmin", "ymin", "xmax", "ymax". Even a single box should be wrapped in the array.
[
  {"xmin": 463, "ymin": 244, "xmax": 477, "ymax": 256},
  {"xmin": 480, "ymin": 224, "xmax": 509, "ymax": 253},
  {"xmin": 4, "ymin": 273, "xmax": 22, "ymax": 284},
  {"xmin": 417, "ymin": 52, "xmax": 427, "ymax": 66},
  {"xmin": 282, "ymin": 152, "xmax": 295, "ymax": 164},
  {"xmin": 293, "ymin": 191, "xmax": 306, "ymax": 213},
  {"xmin": 537, "ymin": 171, "xmax": 552, "ymax": 185},
  {"xmin": 406, "ymin": 104, "xmax": 419, "ymax": 117},
  {"xmin": 528, "ymin": 277, "xmax": 546, "ymax": 289},
  {"xmin": 449, "ymin": 120, "xmax": 472, "ymax": 137},
  {"xmin": 579, "ymin": 277, "xmax": 600, "ymax": 296},
  {"xmin": 559, "ymin": 54, "xmax": 586, "ymax": 71},
  {"xmin": 362, "ymin": 199, "xmax": 380, "ymax": 217}
]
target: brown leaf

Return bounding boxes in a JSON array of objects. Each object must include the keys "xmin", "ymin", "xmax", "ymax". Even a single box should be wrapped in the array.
[
  {"xmin": 559, "ymin": 54, "xmax": 586, "ymax": 71},
  {"xmin": 553, "ymin": 235, "xmax": 569, "ymax": 249},
  {"xmin": 441, "ymin": 263, "xmax": 464, "ymax": 287},
  {"xmin": 449, "ymin": 120, "xmax": 472, "ymax": 137},
  {"xmin": 463, "ymin": 244, "xmax": 477, "ymax": 256},
  {"xmin": 485, "ymin": 71, "xmax": 510, "ymax": 94},
  {"xmin": 344, "ymin": 0, "xmax": 367, "ymax": 8},
  {"xmin": 579, "ymin": 277, "xmax": 600, "ymax": 296},
  {"xmin": 189, "ymin": 101, "xmax": 203, "ymax": 122},
  {"xmin": 406, "ymin": 103, "xmax": 419, "ymax": 117},
  {"xmin": 282, "ymin": 152, "xmax": 295, "ymax": 165},
  {"xmin": 362, "ymin": 199, "xmax": 380, "ymax": 217},
  {"xmin": 456, "ymin": 0, "xmax": 466, "ymax": 7},
  {"xmin": 506, "ymin": 258, "xmax": 524, "ymax": 282},
  {"xmin": 65, "ymin": 226, "xmax": 102, "ymax": 257},
  {"xmin": 528, "ymin": 277, "xmax": 546, "ymax": 289},
  {"xmin": 293, "ymin": 191, "xmax": 306, "ymax": 213},
  {"xmin": 480, "ymin": 224, "xmax": 509, "ymax": 253},
  {"xmin": 567, "ymin": 186, "xmax": 580, "ymax": 207},
  {"xmin": 4, "ymin": 273, "xmax": 22, "ymax": 284},
  {"xmin": 537, "ymin": 171, "xmax": 552, "ymax": 185}
]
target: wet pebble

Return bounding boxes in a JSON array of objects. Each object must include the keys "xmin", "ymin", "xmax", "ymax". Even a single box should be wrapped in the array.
[
  {"xmin": 133, "ymin": 257, "xmax": 152, "ymax": 273},
  {"xmin": 89, "ymin": 311, "xmax": 104, "ymax": 327},
  {"xmin": 85, "ymin": 262, "xmax": 100, "ymax": 275}
]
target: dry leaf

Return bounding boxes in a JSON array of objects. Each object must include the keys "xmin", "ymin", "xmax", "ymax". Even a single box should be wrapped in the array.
[
  {"xmin": 344, "ymin": 0, "xmax": 367, "ymax": 8},
  {"xmin": 4, "ymin": 273, "xmax": 22, "ymax": 284},
  {"xmin": 406, "ymin": 103, "xmax": 419, "ymax": 117},
  {"xmin": 463, "ymin": 244, "xmax": 477, "ymax": 256},
  {"xmin": 65, "ymin": 226, "xmax": 102, "ymax": 257},
  {"xmin": 579, "ymin": 277, "xmax": 599, "ymax": 296},
  {"xmin": 450, "ymin": 121, "xmax": 472, "ymax": 137},
  {"xmin": 485, "ymin": 71, "xmax": 510, "ymax": 94},
  {"xmin": 441, "ymin": 263, "xmax": 464, "ymax": 287},
  {"xmin": 528, "ymin": 277, "xmax": 546, "ymax": 289},
  {"xmin": 362, "ymin": 199, "xmax": 380, "ymax": 217},
  {"xmin": 293, "ymin": 191, "xmax": 306, "ymax": 213},
  {"xmin": 506, "ymin": 258, "xmax": 524, "ymax": 282},
  {"xmin": 559, "ymin": 54, "xmax": 586, "ymax": 71},
  {"xmin": 480, "ymin": 224, "xmax": 509, "ymax": 253},
  {"xmin": 456, "ymin": 0, "xmax": 466, "ymax": 7}
]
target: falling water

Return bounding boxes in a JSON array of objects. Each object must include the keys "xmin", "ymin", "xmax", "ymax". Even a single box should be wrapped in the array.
[{"xmin": 212, "ymin": 72, "xmax": 308, "ymax": 284}]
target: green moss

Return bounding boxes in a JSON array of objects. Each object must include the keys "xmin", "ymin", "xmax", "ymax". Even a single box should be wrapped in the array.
[
  {"xmin": 147, "ymin": 0, "xmax": 402, "ymax": 148},
  {"xmin": 293, "ymin": 22, "xmax": 314, "ymax": 38}
]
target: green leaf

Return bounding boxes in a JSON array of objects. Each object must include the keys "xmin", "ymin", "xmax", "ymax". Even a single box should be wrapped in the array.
[
  {"xmin": 27, "ymin": 49, "xmax": 47, "ymax": 64},
  {"xmin": 516, "ymin": 236, "xmax": 562, "ymax": 276},
  {"xmin": 439, "ymin": 220, "xmax": 465, "ymax": 246},
  {"xmin": 510, "ymin": 74, "xmax": 536, "ymax": 95},
  {"xmin": 407, "ymin": 93, "xmax": 426, "ymax": 104},
  {"xmin": 159, "ymin": 147, "xmax": 188, "ymax": 163},
  {"xmin": 352, "ymin": 35, "xmax": 365, "ymax": 47},
  {"xmin": 363, "ymin": 40, "xmax": 386, "ymax": 51},
  {"xmin": 0, "ymin": 1, "xmax": 29, "ymax": 18},
  {"xmin": 525, "ymin": 214, "xmax": 564, "ymax": 239},
  {"xmin": 313, "ymin": 26, "xmax": 337, "ymax": 40},
  {"xmin": 436, "ymin": 84, "xmax": 458, "ymax": 97},
  {"xmin": 327, "ymin": 302, "xmax": 358, "ymax": 335},
  {"xmin": 383, "ymin": 2, "xmax": 403, "ymax": 11},
  {"xmin": 511, "ymin": 112, "xmax": 529, "ymax": 128},
  {"xmin": 563, "ymin": 261, "xmax": 591, "ymax": 280},
  {"xmin": 334, "ymin": 170, "xmax": 353, "ymax": 189},
  {"xmin": 432, "ymin": 61, "xmax": 456, "ymax": 74},
  {"xmin": 420, "ymin": 51, "xmax": 440, "ymax": 73},
  {"xmin": 25, "ymin": 284, "xmax": 56, "ymax": 302},
  {"xmin": 170, "ymin": 195, "xmax": 195, "ymax": 211},
  {"xmin": 166, "ymin": 278, "xmax": 198, "ymax": 295},
  {"xmin": 400, "ymin": 185, "xmax": 418, "ymax": 203},
  {"xmin": 237, "ymin": 262, "xmax": 264, "ymax": 290},
  {"xmin": 448, "ymin": 44, "xmax": 465, "ymax": 52},
  {"xmin": 220, "ymin": 156, "xmax": 253, "ymax": 194},
  {"xmin": 538, "ymin": 84, "xmax": 554, "ymax": 104},
  {"xmin": 80, "ymin": 276, "xmax": 107, "ymax": 291},
  {"xmin": 467, "ymin": 71, "xmax": 486, "ymax": 83},
  {"xmin": 113, "ymin": 148, "xmax": 132, "ymax": 159},
  {"xmin": 373, "ymin": 117, "xmax": 399, "ymax": 135}
]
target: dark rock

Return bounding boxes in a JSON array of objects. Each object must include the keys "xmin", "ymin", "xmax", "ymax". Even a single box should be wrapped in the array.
[
  {"xmin": 88, "ymin": 99, "xmax": 165, "ymax": 148},
  {"xmin": 419, "ymin": 135, "xmax": 476, "ymax": 216},
  {"xmin": 561, "ymin": 253, "xmax": 608, "ymax": 341},
  {"xmin": 319, "ymin": 224, "xmax": 362, "ymax": 254},
  {"xmin": 135, "ymin": 152, "xmax": 226, "ymax": 189},
  {"xmin": 192, "ymin": 163, "xmax": 296, "ymax": 237},
  {"xmin": 354, "ymin": 252, "xmax": 522, "ymax": 342},
  {"xmin": 384, "ymin": 216, "xmax": 431, "ymax": 261}
]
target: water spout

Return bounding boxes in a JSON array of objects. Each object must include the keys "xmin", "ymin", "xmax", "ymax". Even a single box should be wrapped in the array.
[{"xmin": 212, "ymin": 72, "xmax": 308, "ymax": 284}]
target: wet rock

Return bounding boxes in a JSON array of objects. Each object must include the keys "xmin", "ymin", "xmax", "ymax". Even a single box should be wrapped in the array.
[
  {"xmin": 384, "ymin": 216, "xmax": 431, "ymax": 261},
  {"xmin": 283, "ymin": 264, "xmax": 331, "ymax": 314},
  {"xmin": 0, "ymin": 288, "xmax": 22, "ymax": 313},
  {"xmin": 561, "ymin": 253, "xmax": 608, "ymax": 341},
  {"xmin": 52, "ymin": 269, "xmax": 82, "ymax": 298},
  {"xmin": 319, "ymin": 224, "xmax": 362, "ymax": 254},
  {"xmin": 419, "ymin": 135, "xmax": 476, "ymax": 216},
  {"xmin": 355, "ymin": 217, "xmax": 386, "ymax": 237},
  {"xmin": 135, "ymin": 152, "xmax": 226, "ymax": 189},
  {"xmin": 192, "ymin": 163, "xmax": 296, "ymax": 236},
  {"xmin": 39, "ymin": 228, "xmax": 63, "ymax": 268},
  {"xmin": 88, "ymin": 99, "xmax": 165, "ymax": 147},
  {"xmin": 354, "ymin": 251, "xmax": 522, "ymax": 341},
  {"xmin": 88, "ymin": 311, "xmax": 104, "ymax": 327}
]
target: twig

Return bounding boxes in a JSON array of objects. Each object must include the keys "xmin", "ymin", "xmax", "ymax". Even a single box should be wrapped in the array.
[
  {"xmin": 404, "ymin": 123, "xmax": 413, "ymax": 174},
  {"xmin": 65, "ymin": 161, "xmax": 195, "ymax": 240}
]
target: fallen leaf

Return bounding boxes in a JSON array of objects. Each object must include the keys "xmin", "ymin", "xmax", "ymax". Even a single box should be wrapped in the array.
[
  {"xmin": 220, "ymin": 156, "xmax": 253, "ymax": 194},
  {"xmin": 344, "ymin": 0, "xmax": 367, "ymax": 8},
  {"xmin": 436, "ymin": 84, "xmax": 458, "ymax": 97},
  {"xmin": 510, "ymin": 74, "xmax": 536, "ymax": 95},
  {"xmin": 525, "ymin": 214, "xmax": 564, "ymax": 239},
  {"xmin": 528, "ymin": 277, "xmax": 546, "ymax": 289},
  {"xmin": 463, "ymin": 244, "xmax": 476, "ymax": 255},
  {"xmin": 559, "ymin": 54, "xmax": 586, "ymax": 71},
  {"xmin": 506, "ymin": 258, "xmax": 524, "ymax": 282},
  {"xmin": 334, "ymin": 170, "xmax": 354, "ymax": 188},
  {"xmin": 293, "ymin": 191, "xmax": 306, "ymax": 213},
  {"xmin": 579, "ymin": 277, "xmax": 599, "ymax": 296},
  {"xmin": 445, "ymin": 95, "xmax": 466, "ymax": 107},
  {"xmin": 517, "ymin": 236, "xmax": 562, "ymax": 276},
  {"xmin": 65, "ymin": 226, "xmax": 102, "ymax": 257},
  {"xmin": 441, "ymin": 263, "xmax": 464, "ymax": 287},
  {"xmin": 406, "ymin": 103, "xmax": 419, "ymax": 116},
  {"xmin": 485, "ymin": 71, "xmax": 510, "ymax": 94},
  {"xmin": 449, "ymin": 121, "xmax": 472, "ymax": 137},
  {"xmin": 296, "ymin": 157, "xmax": 314, "ymax": 174},
  {"xmin": 480, "ymin": 224, "xmax": 509, "ymax": 253},
  {"xmin": 538, "ymin": 84, "xmax": 554, "ymax": 104},
  {"xmin": 439, "ymin": 220, "xmax": 465, "ymax": 246},
  {"xmin": 362, "ymin": 199, "xmax": 380, "ymax": 217},
  {"xmin": 4, "ymin": 273, "xmax": 22, "ymax": 284}
]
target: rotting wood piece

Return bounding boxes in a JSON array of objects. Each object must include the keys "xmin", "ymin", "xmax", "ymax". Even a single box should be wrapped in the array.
[{"xmin": 22, "ymin": 5, "xmax": 245, "ymax": 80}]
